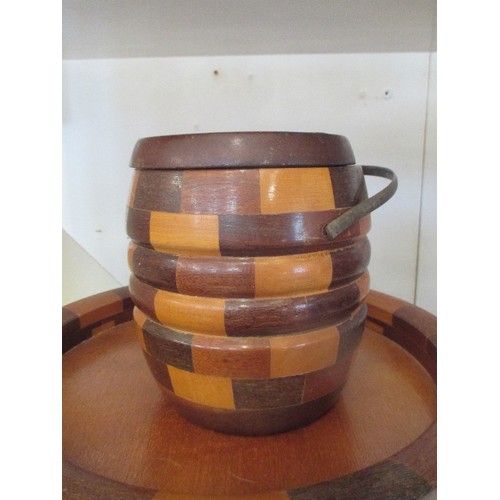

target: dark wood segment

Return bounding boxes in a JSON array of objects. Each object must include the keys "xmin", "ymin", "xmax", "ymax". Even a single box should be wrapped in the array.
[
  {"xmin": 218, "ymin": 210, "xmax": 370, "ymax": 257},
  {"xmin": 224, "ymin": 278, "xmax": 363, "ymax": 337},
  {"xmin": 181, "ymin": 168, "xmax": 261, "ymax": 214},
  {"xmin": 63, "ymin": 287, "xmax": 134, "ymax": 354},
  {"xmin": 128, "ymin": 275, "xmax": 158, "ymax": 321},
  {"xmin": 63, "ymin": 461, "xmax": 156, "ymax": 500},
  {"xmin": 141, "ymin": 348, "xmax": 173, "ymax": 391},
  {"xmin": 232, "ymin": 374, "xmax": 305, "ymax": 410},
  {"xmin": 366, "ymin": 291, "xmax": 437, "ymax": 384},
  {"xmin": 130, "ymin": 132, "xmax": 355, "ymax": 170},
  {"xmin": 128, "ymin": 242, "xmax": 179, "ymax": 293},
  {"xmin": 337, "ymin": 305, "xmax": 367, "ymax": 360},
  {"xmin": 330, "ymin": 236, "xmax": 371, "ymax": 286},
  {"xmin": 393, "ymin": 304, "xmax": 437, "ymax": 348},
  {"xmin": 63, "ymin": 287, "xmax": 436, "ymax": 497},
  {"xmin": 126, "ymin": 206, "xmax": 152, "ymax": 247},
  {"xmin": 337, "ymin": 323, "xmax": 365, "ymax": 361},
  {"xmin": 176, "ymin": 254, "xmax": 255, "ymax": 298},
  {"xmin": 382, "ymin": 324, "xmax": 436, "ymax": 383},
  {"xmin": 130, "ymin": 170, "xmax": 183, "ymax": 212},
  {"xmin": 288, "ymin": 459, "xmax": 433, "ymax": 500},
  {"xmin": 62, "ymin": 307, "xmax": 80, "ymax": 338},
  {"xmin": 191, "ymin": 334, "xmax": 271, "ymax": 379},
  {"xmin": 62, "ymin": 316, "xmax": 91, "ymax": 354},
  {"xmin": 142, "ymin": 318, "xmax": 194, "ymax": 371},
  {"xmin": 64, "ymin": 289, "xmax": 125, "ymax": 329},
  {"xmin": 112, "ymin": 286, "xmax": 135, "ymax": 309},
  {"xmin": 137, "ymin": 311, "xmax": 364, "ymax": 379},
  {"xmin": 328, "ymin": 164, "xmax": 368, "ymax": 208},
  {"xmin": 165, "ymin": 386, "xmax": 341, "ymax": 436},
  {"xmin": 391, "ymin": 422, "xmax": 437, "ymax": 489},
  {"xmin": 303, "ymin": 355, "xmax": 352, "ymax": 403}
]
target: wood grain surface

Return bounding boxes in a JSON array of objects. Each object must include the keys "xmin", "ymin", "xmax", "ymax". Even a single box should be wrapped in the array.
[
  {"xmin": 62, "ymin": 287, "xmax": 437, "ymax": 499},
  {"xmin": 127, "ymin": 205, "xmax": 371, "ymax": 257},
  {"xmin": 128, "ymin": 239, "xmax": 370, "ymax": 299},
  {"xmin": 129, "ymin": 132, "xmax": 356, "ymax": 170},
  {"xmin": 128, "ymin": 166, "xmax": 367, "ymax": 216},
  {"xmin": 126, "ymin": 163, "xmax": 371, "ymax": 258},
  {"xmin": 135, "ymin": 304, "xmax": 366, "ymax": 379},
  {"xmin": 129, "ymin": 273, "xmax": 368, "ymax": 337}
]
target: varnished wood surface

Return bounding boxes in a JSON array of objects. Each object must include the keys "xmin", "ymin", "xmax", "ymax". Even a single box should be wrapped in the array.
[
  {"xmin": 130, "ymin": 132, "xmax": 356, "ymax": 169},
  {"xmin": 62, "ymin": 287, "xmax": 437, "ymax": 499},
  {"xmin": 129, "ymin": 166, "xmax": 368, "ymax": 214},
  {"xmin": 128, "ymin": 239, "xmax": 370, "ymax": 299},
  {"xmin": 126, "ymin": 163, "xmax": 371, "ymax": 258},
  {"xmin": 127, "ymin": 206, "xmax": 371, "ymax": 257},
  {"xmin": 129, "ymin": 273, "xmax": 368, "ymax": 337},
  {"xmin": 135, "ymin": 304, "xmax": 365, "ymax": 380}
]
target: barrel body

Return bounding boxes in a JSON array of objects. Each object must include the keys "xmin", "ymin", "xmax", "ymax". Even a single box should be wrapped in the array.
[{"xmin": 127, "ymin": 133, "xmax": 372, "ymax": 435}]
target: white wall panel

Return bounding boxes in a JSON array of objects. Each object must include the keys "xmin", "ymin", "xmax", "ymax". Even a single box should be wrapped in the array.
[
  {"xmin": 62, "ymin": 52, "xmax": 431, "ymax": 304},
  {"xmin": 62, "ymin": 230, "xmax": 121, "ymax": 305},
  {"xmin": 416, "ymin": 52, "xmax": 437, "ymax": 314}
]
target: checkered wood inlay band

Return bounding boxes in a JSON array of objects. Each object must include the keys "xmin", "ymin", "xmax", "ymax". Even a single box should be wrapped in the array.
[
  {"xmin": 128, "ymin": 237, "xmax": 370, "ymax": 299},
  {"xmin": 129, "ymin": 166, "xmax": 367, "ymax": 213},
  {"xmin": 135, "ymin": 303, "xmax": 366, "ymax": 380},
  {"xmin": 129, "ymin": 272, "xmax": 369, "ymax": 337},
  {"xmin": 62, "ymin": 287, "xmax": 133, "ymax": 354},
  {"xmin": 142, "ymin": 342, "xmax": 357, "ymax": 411},
  {"xmin": 126, "ymin": 166, "xmax": 371, "ymax": 257}
]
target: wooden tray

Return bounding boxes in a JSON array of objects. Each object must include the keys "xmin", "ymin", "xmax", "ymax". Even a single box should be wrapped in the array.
[{"xmin": 62, "ymin": 287, "xmax": 436, "ymax": 499}]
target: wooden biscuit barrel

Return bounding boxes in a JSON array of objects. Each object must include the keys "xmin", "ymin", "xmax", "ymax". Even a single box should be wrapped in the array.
[{"xmin": 126, "ymin": 132, "xmax": 397, "ymax": 435}]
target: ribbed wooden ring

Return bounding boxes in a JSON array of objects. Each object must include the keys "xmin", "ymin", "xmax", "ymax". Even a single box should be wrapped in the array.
[
  {"xmin": 127, "ymin": 206, "xmax": 371, "ymax": 257},
  {"xmin": 130, "ymin": 132, "xmax": 356, "ymax": 170},
  {"xmin": 128, "ymin": 238, "xmax": 370, "ymax": 298},
  {"xmin": 129, "ymin": 272, "xmax": 369, "ymax": 337},
  {"xmin": 134, "ymin": 304, "xmax": 366, "ymax": 379}
]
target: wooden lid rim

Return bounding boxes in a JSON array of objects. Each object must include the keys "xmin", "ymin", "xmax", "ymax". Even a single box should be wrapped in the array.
[{"xmin": 130, "ymin": 132, "xmax": 356, "ymax": 170}]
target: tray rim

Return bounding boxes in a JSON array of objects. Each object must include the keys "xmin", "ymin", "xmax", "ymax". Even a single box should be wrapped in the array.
[{"xmin": 62, "ymin": 287, "xmax": 437, "ymax": 499}]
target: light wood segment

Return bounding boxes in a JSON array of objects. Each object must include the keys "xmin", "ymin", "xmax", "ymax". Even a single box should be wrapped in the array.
[
  {"xmin": 154, "ymin": 289, "xmax": 226, "ymax": 336},
  {"xmin": 64, "ymin": 291, "xmax": 124, "ymax": 329},
  {"xmin": 149, "ymin": 212, "xmax": 220, "ymax": 256},
  {"xmin": 367, "ymin": 291, "xmax": 405, "ymax": 326},
  {"xmin": 167, "ymin": 365, "xmax": 235, "ymax": 410},
  {"xmin": 259, "ymin": 167, "xmax": 335, "ymax": 214},
  {"xmin": 269, "ymin": 326, "xmax": 340, "ymax": 378},
  {"xmin": 254, "ymin": 251, "xmax": 333, "ymax": 298}
]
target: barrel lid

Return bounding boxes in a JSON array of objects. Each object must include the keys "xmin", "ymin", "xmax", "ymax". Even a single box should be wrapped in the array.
[{"xmin": 130, "ymin": 132, "xmax": 355, "ymax": 169}]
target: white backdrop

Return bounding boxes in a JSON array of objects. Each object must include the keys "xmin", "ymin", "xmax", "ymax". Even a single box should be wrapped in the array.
[{"xmin": 62, "ymin": 52, "xmax": 436, "ymax": 312}]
